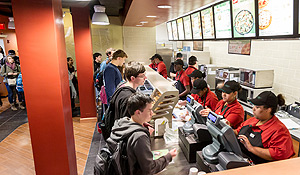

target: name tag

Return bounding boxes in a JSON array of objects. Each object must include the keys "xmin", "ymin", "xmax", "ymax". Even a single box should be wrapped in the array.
[{"xmin": 250, "ymin": 133, "xmax": 255, "ymax": 138}]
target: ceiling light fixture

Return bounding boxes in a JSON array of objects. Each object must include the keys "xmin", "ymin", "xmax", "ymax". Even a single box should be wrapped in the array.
[
  {"xmin": 146, "ymin": 15, "xmax": 157, "ymax": 18},
  {"xmin": 140, "ymin": 21, "xmax": 148, "ymax": 24},
  {"xmin": 136, "ymin": 25, "xmax": 143, "ymax": 27},
  {"xmin": 7, "ymin": 17, "xmax": 15, "ymax": 29},
  {"xmin": 157, "ymin": 5, "xmax": 172, "ymax": 9},
  {"xmin": 92, "ymin": 5, "xmax": 110, "ymax": 25}
]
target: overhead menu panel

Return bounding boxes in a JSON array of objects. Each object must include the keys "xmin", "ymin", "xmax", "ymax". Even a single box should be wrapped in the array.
[
  {"xmin": 191, "ymin": 12, "xmax": 203, "ymax": 39},
  {"xmin": 201, "ymin": 7, "xmax": 215, "ymax": 39},
  {"xmin": 177, "ymin": 18, "xmax": 185, "ymax": 40},
  {"xmin": 171, "ymin": 20, "xmax": 179, "ymax": 40},
  {"xmin": 166, "ymin": 22, "xmax": 173, "ymax": 40},
  {"xmin": 214, "ymin": 0, "xmax": 232, "ymax": 39},
  {"xmin": 183, "ymin": 15, "xmax": 193, "ymax": 40}
]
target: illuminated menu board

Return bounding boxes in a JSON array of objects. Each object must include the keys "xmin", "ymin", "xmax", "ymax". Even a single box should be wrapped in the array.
[
  {"xmin": 166, "ymin": 22, "xmax": 173, "ymax": 40},
  {"xmin": 191, "ymin": 12, "xmax": 203, "ymax": 39},
  {"xmin": 171, "ymin": 20, "xmax": 178, "ymax": 40},
  {"xmin": 177, "ymin": 18, "xmax": 185, "ymax": 40},
  {"xmin": 201, "ymin": 7, "xmax": 215, "ymax": 39},
  {"xmin": 183, "ymin": 16, "xmax": 193, "ymax": 39},
  {"xmin": 214, "ymin": 1, "xmax": 232, "ymax": 38},
  {"xmin": 259, "ymin": 0, "xmax": 293, "ymax": 36},
  {"xmin": 232, "ymin": 0, "xmax": 256, "ymax": 38}
]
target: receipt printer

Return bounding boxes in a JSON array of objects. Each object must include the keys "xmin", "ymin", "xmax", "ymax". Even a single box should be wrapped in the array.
[
  {"xmin": 216, "ymin": 152, "xmax": 250, "ymax": 171},
  {"xmin": 193, "ymin": 123, "xmax": 212, "ymax": 143}
]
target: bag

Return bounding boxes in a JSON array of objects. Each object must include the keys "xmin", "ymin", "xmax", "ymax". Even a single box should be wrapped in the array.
[
  {"xmin": 94, "ymin": 69, "xmax": 104, "ymax": 91},
  {"xmin": 99, "ymin": 86, "xmax": 107, "ymax": 104},
  {"xmin": 7, "ymin": 78, "xmax": 16, "ymax": 86},
  {"xmin": 94, "ymin": 129, "xmax": 147, "ymax": 175},
  {"xmin": 0, "ymin": 76, "xmax": 8, "ymax": 97},
  {"xmin": 100, "ymin": 87, "xmax": 127, "ymax": 140}
]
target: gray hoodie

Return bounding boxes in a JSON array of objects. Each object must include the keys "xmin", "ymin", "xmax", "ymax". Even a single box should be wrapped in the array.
[{"xmin": 108, "ymin": 117, "xmax": 172, "ymax": 175}]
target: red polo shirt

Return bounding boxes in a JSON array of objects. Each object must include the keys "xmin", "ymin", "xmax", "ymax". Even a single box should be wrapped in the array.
[
  {"xmin": 236, "ymin": 116, "xmax": 295, "ymax": 161},
  {"xmin": 214, "ymin": 99, "xmax": 244, "ymax": 129},
  {"xmin": 175, "ymin": 70, "xmax": 190, "ymax": 87},
  {"xmin": 197, "ymin": 88, "xmax": 218, "ymax": 111},
  {"xmin": 157, "ymin": 61, "xmax": 167, "ymax": 79},
  {"xmin": 185, "ymin": 65, "xmax": 197, "ymax": 76},
  {"xmin": 149, "ymin": 63, "xmax": 157, "ymax": 69}
]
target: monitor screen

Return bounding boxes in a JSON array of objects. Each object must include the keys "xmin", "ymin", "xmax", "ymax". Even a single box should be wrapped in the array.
[
  {"xmin": 208, "ymin": 112, "xmax": 217, "ymax": 123},
  {"xmin": 187, "ymin": 96, "xmax": 192, "ymax": 103},
  {"xmin": 214, "ymin": 0, "xmax": 232, "ymax": 39},
  {"xmin": 191, "ymin": 12, "xmax": 203, "ymax": 39},
  {"xmin": 183, "ymin": 15, "xmax": 193, "ymax": 40},
  {"xmin": 166, "ymin": 22, "xmax": 173, "ymax": 40},
  {"xmin": 201, "ymin": 7, "xmax": 215, "ymax": 39},
  {"xmin": 177, "ymin": 18, "xmax": 185, "ymax": 40},
  {"xmin": 232, "ymin": 0, "xmax": 256, "ymax": 38},
  {"xmin": 171, "ymin": 20, "xmax": 179, "ymax": 40}
]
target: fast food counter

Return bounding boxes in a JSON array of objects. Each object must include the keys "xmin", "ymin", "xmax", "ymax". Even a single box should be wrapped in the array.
[{"xmin": 144, "ymin": 66, "xmax": 179, "ymax": 126}]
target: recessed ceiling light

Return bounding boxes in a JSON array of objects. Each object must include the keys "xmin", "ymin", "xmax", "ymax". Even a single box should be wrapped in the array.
[
  {"xmin": 140, "ymin": 21, "xmax": 148, "ymax": 24},
  {"xmin": 136, "ymin": 25, "xmax": 143, "ymax": 27},
  {"xmin": 146, "ymin": 15, "xmax": 157, "ymax": 18},
  {"xmin": 157, "ymin": 5, "xmax": 172, "ymax": 9}
]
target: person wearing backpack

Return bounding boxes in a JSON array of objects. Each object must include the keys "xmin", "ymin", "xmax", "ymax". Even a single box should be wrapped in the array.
[
  {"xmin": 100, "ymin": 61, "xmax": 147, "ymax": 140},
  {"xmin": 95, "ymin": 93, "xmax": 177, "ymax": 175}
]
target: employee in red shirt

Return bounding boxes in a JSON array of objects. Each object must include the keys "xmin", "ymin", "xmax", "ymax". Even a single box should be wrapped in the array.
[
  {"xmin": 235, "ymin": 91, "xmax": 294, "ymax": 164},
  {"xmin": 148, "ymin": 56, "xmax": 157, "ymax": 71},
  {"xmin": 153, "ymin": 54, "xmax": 167, "ymax": 79},
  {"xmin": 190, "ymin": 79, "xmax": 218, "ymax": 111},
  {"xmin": 185, "ymin": 56, "xmax": 198, "ymax": 76},
  {"xmin": 200, "ymin": 80, "xmax": 244, "ymax": 129},
  {"xmin": 174, "ymin": 59, "xmax": 190, "ymax": 100}
]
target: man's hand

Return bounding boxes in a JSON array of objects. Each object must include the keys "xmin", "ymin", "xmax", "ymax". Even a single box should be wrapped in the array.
[
  {"xmin": 7, "ymin": 72, "xmax": 13, "ymax": 75},
  {"xmin": 178, "ymin": 100, "xmax": 187, "ymax": 106},
  {"xmin": 169, "ymin": 148, "xmax": 177, "ymax": 158},
  {"xmin": 199, "ymin": 108, "xmax": 211, "ymax": 117},
  {"xmin": 13, "ymin": 73, "xmax": 18, "ymax": 75}
]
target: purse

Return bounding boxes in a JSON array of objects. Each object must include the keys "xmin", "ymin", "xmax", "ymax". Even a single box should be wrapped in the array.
[{"xmin": 7, "ymin": 78, "xmax": 16, "ymax": 86}]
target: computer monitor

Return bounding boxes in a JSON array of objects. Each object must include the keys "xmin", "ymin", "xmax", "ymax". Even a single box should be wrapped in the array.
[
  {"xmin": 186, "ymin": 95, "xmax": 205, "ymax": 124},
  {"xmin": 202, "ymin": 111, "xmax": 242, "ymax": 164}
]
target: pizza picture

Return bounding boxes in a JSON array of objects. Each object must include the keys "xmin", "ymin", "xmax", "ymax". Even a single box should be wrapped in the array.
[
  {"xmin": 258, "ymin": 0, "xmax": 269, "ymax": 9},
  {"xmin": 241, "ymin": 43, "xmax": 251, "ymax": 55},
  {"xmin": 259, "ymin": 10, "xmax": 272, "ymax": 30},
  {"xmin": 234, "ymin": 10, "xmax": 254, "ymax": 35}
]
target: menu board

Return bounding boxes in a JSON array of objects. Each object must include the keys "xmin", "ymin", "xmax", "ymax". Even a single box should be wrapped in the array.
[
  {"xmin": 228, "ymin": 40, "xmax": 251, "ymax": 55},
  {"xmin": 201, "ymin": 7, "xmax": 215, "ymax": 39},
  {"xmin": 259, "ymin": 0, "xmax": 293, "ymax": 36},
  {"xmin": 177, "ymin": 18, "xmax": 185, "ymax": 40},
  {"xmin": 183, "ymin": 16, "xmax": 193, "ymax": 39},
  {"xmin": 191, "ymin": 12, "xmax": 203, "ymax": 39},
  {"xmin": 166, "ymin": 22, "xmax": 173, "ymax": 40},
  {"xmin": 171, "ymin": 20, "xmax": 178, "ymax": 40},
  {"xmin": 214, "ymin": 1, "xmax": 232, "ymax": 38},
  {"xmin": 232, "ymin": 0, "xmax": 256, "ymax": 38}
]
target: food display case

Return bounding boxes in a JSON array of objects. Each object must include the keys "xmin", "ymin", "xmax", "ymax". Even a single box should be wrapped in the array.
[{"xmin": 145, "ymin": 66, "xmax": 179, "ymax": 127}]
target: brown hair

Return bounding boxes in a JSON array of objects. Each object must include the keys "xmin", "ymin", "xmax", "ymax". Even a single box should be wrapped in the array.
[
  {"xmin": 264, "ymin": 94, "xmax": 285, "ymax": 115},
  {"xmin": 124, "ymin": 61, "xmax": 146, "ymax": 81},
  {"xmin": 112, "ymin": 49, "xmax": 127, "ymax": 60}
]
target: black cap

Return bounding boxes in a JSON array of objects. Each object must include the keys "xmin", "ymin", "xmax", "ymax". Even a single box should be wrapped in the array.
[
  {"xmin": 149, "ymin": 56, "xmax": 154, "ymax": 60},
  {"xmin": 188, "ymin": 70, "xmax": 203, "ymax": 78},
  {"xmin": 8, "ymin": 50, "xmax": 15, "ymax": 55},
  {"xmin": 249, "ymin": 91, "xmax": 278, "ymax": 107},
  {"xmin": 191, "ymin": 79, "xmax": 207, "ymax": 94},
  {"xmin": 220, "ymin": 80, "xmax": 240, "ymax": 94},
  {"xmin": 174, "ymin": 59, "xmax": 184, "ymax": 66},
  {"xmin": 189, "ymin": 56, "xmax": 197, "ymax": 62}
]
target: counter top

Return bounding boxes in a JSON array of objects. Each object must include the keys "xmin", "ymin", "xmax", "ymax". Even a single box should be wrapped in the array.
[{"xmin": 208, "ymin": 157, "xmax": 300, "ymax": 175}]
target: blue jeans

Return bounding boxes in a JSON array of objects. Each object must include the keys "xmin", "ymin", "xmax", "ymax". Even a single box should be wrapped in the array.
[{"xmin": 5, "ymin": 83, "xmax": 13, "ymax": 104}]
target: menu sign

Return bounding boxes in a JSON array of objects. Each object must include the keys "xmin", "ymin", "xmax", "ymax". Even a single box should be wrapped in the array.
[
  {"xmin": 259, "ymin": 0, "xmax": 293, "ymax": 36},
  {"xmin": 183, "ymin": 16, "xmax": 193, "ymax": 39},
  {"xmin": 166, "ymin": 22, "xmax": 173, "ymax": 40},
  {"xmin": 214, "ymin": 1, "xmax": 232, "ymax": 38},
  {"xmin": 201, "ymin": 7, "xmax": 215, "ymax": 39},
  {"xmin": 232, "ymin": 0, "xmax": 256, "ymax": 38},
  {"xmin": 171, "ymin": 20, "xmax": 178, "ymax": 40},
  {"xmin": 191, "ymin": 12, "xmax": 203, "ymax": 39},
  {"xmin": 228, "ymin": 40, "xmax": 251, "ymax": 55},
  {"xmin": 177, "ymin": 18, "xmax": 185, "ymax": 40}
]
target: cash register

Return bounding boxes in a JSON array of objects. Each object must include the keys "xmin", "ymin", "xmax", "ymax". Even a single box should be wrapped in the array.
[
  {"xmin": 196, "ymin": 111, "xmax": 250, "ymax": 172},
  {"xmin": 178, "ymin": 95, "xmax": 212, "ymax": 163}
]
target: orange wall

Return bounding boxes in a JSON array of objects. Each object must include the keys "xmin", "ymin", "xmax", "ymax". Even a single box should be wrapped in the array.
[{"xmin": 0, "ymin": 15, "xmax": 18, "ymax": 55}]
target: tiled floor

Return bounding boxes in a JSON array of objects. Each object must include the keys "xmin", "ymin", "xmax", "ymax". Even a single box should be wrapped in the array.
[{"xmin": 0, "ymin": 104, "xmax": 96, "ymax": 175}]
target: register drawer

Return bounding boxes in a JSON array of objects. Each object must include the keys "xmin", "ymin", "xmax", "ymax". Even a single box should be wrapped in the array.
[{"xmin": 178, "ymin": 127, "xmax": 208, "ymax": 163}]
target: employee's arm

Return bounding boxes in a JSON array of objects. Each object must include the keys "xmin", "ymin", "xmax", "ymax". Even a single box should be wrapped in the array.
[
  {"xmin": 179, "ymin": 85, "xmax": 190, "ymax": 98},
  {"xmin": 238, "ymin": 135, "xmax": 273, "ymax": 161},
  {"xmin": 170, "ymin": 72, "xmax": 176, "ymax": 78}
]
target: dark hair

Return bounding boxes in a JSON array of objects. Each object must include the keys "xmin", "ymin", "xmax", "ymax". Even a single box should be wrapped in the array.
[
  {"xmin": 67, "ymin": 57, "xmax": 72, "ymax": 62},
  {"xmin": 112, "ymin": 49, "xmax": 127, "ymax": 60},
  {"xmin": 93, "ymin": 53, "xmax": 102, "ymax": 60},
  {"xmin": 176, "ymin": 52, "xmax": 183, "ymax": 58},
  {"xmin": 188, "ymin": 56, "xmax": 197, "ymax": 65},
  {"xmin": 127, "ymin": 93, "xmax": 153, "ymax": 116},
  {"xmin": 202, "ymin": 72, "xmax": 206, "ymax": 79},
  {"xmin": 264, "ymin": 94, "xmax": 285, "ymax": 115},
  {"xmin": 152, "ymin": 54, "xmax": 163, "ymax": 61},
  {"xmin": 8, "ymin": 50, "xmax": 15, "ymax": 55},
  {"xmin": 125, "ymin": 61, "xmax": 146, "ymax": 81}
]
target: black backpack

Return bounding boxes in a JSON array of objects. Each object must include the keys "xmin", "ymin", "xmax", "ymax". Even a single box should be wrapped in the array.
[
  {"xmin": 100, "ymin": 87, "xmax": 127, "ymax": 140},
  {"xmin": 94, "ymin": 129, "xmax": 147, "ymax": 175},
  {"xmin": 94, "ymin": 68, "xmax": 104, "ymax": 91}
]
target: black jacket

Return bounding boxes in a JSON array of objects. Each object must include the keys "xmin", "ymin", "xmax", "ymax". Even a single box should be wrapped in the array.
[{"xmin": 112, "ymin": 86, "xmax": 136, "ymax": 120}]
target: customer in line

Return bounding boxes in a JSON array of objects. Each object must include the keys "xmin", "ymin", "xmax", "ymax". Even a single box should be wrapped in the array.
[
  {"xmin": 93, "ymin": 52, "xmax": 102, "ymax": 72},
  {"xmin": 104, "ymin": 49, "xmax": 127, "ymax": 104},
  {"xmin": 107, "ymin": 93, "xmax": 177, "ymax": 175},
  {"xmin": 200, "ymin": 80, "xmax": 244, "ymax": 129},
  {"xmin": 235, "ymin": 91, "xmax": 294, "ymax": 164},
  {"xmin": 100, "ymin": 48, "xmax": 114, "ymax": 72}
]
